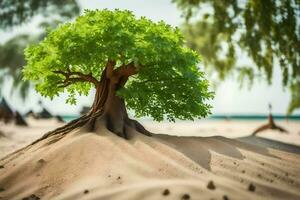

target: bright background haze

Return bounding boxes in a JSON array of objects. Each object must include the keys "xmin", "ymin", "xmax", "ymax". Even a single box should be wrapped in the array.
[{"xmin": 0, "ymin": 0, "xmax": 298, "ymax": 116}]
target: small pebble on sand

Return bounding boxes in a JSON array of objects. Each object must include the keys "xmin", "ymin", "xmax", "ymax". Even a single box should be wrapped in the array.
[
  {"xmin": 248, "ymin": 183, "xmax": 256, "ymax": 192},
  {"xmin": 22, "ymin": 194, "xmax": 40, "ymax": 200},
  {"xmin": 0, "ymin": 165, "xmax": 4, "ymax": 169},
  {"xmin": 181, "ymin": 193, "xmax": 190, "ymax": 200},
  {"xmin": 38, "ymin": 159, "xmax": 45, "ymax": 164},
  {"xmin": 223, "ymin": 195, "xmax": 229, "ymax": 200},
  {"xmin": 207, "ymin": 181, "xmax": 216, "ymax": 190},
  {"xmin": 30, "ymin": 194, "xmax": 40, "ymax": 200},
  {"xmin": 162, "ymin": 189, "xmax": 170, "ymax": 196},
  {"xmin": 84, "ymin": 190, "xmax": 89, "ymax": 194}
]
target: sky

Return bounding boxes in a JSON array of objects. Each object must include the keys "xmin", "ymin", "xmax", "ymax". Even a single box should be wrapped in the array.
[{"xmin": 1, "ymin": 0, "xmax": 298, "ymax": 116}]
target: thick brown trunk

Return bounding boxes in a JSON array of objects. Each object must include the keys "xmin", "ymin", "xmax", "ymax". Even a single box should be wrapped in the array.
[
  {"xmin": 91, "ymin": 69, "xmax": 109, "ymax": 113},
  {"xmin": 103, "ymin": 83, "xmax": 128, "ymax": 138},
  {"xmin": 88, "ymin": 75, "xmax": 151, "ymax": 139}
]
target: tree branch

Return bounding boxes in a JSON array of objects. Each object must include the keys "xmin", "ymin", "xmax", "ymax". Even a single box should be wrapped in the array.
[
  {"xmin": 136, "ymin": 77, "xmax": 185, "ymax": 84},
  {"xmin": 57, "ymin": 78, "xmax": 87, "ymax": 88},
  {"xmin": 53, "ymin": 69, "xmax": 99, "ymax": 86},
  {"xmin": 115, "ymin": 62, "xmax": 138, "ymax": 77}
]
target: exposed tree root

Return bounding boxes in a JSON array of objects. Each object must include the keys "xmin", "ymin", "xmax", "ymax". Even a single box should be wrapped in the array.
[
  {"xmin": 32, "ymin": 108, "xmax": 151, "ymax": 146},
  {"xmin": 1, "ymin": 111, "xmax": 152, "ymax": 163},
  {"xmin": 252, "ymin": 114, "xmax": 288, "ymax": 136}
]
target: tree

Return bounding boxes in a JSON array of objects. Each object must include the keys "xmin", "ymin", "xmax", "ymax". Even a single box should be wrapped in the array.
[
  {"xmin": 252, "ymin": 104, "xmax": 288, "ymax": 135},
  {"xmin": 23, "ymin": 9, "xmax": 213, "ymax": 139},
  {"xmin": 172, "ymin": 0, "xmax": 300, "ymax": 114}
]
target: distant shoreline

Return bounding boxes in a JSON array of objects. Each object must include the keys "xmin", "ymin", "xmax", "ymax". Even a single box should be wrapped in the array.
[
  {"xmin": 210, "ymin": 114, "xmax": 300, "ymax": 120},
  {"xmin": 61, "ymin": 114, "xmax": 300, "ymax": 122}
]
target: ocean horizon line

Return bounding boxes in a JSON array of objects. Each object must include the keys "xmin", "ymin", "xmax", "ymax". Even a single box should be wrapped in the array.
[{"xmin": 61, "ymin": 114, "xmax": 300, "ymax": 122}]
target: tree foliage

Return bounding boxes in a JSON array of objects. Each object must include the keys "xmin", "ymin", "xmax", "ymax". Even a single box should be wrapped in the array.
[
  {"xmin": 173, "ymin": 0, "xmax": 300, "ymax": 114},
  {"xmin": 0, "ymin": 34, "xmax": 36, "ymax": 97},
  {"xmin": 23, "ymin": 9, "xmax": 213, "ymax": 121},
  {"xmin": 0, "ymin": 0, "xmax": 80, "ymax": 97},
  {"xmin": 0, "ymin": 0, "xmax": 79, "ymax": 29}
]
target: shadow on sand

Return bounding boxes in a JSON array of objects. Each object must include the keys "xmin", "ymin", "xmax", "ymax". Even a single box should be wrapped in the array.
[
  {"xmin": 154, "ymin": 134, "xmax": 282, "ymax": 171},
  {"xmin": 237, "ymin": 136, "xmax": 300, "ymax": 154}
]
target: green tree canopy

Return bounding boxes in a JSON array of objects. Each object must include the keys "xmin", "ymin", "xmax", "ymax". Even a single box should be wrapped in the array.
[
  {"xmin": 173, "ymin": 0, "xmax": 300, "ymax": 114},
  {"xmin": 23, "ymin": 9, "xmax": 213, "ymax": 122}
]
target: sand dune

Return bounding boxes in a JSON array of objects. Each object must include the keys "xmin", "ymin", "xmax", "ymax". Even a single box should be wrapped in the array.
[
  {"xmin": 0, "ymin": 123, "xmax": 300, "ymax": 200},
  {"xmin": 0, "ymin": 118, "xmax": 64, "ymax": 156}
]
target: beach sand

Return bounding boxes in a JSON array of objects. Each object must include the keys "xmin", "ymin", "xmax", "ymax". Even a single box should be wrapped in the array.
[{"xmin": 0, "ymin": 118, "xmax": 299, "ymax": 199}]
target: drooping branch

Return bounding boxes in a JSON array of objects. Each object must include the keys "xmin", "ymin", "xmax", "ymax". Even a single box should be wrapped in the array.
[
  {"xmin": 53, "ymin": 68, "xmax": 99, "ymax": 87},
  {"xmin": 68, "ymin": 71, "xmax": 99, "ymax": 85}
]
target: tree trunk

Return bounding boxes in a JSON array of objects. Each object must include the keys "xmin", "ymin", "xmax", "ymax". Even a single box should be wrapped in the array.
[
  {"xmin": 31, "ymin": 67, "xmax": 151, "ymax": 146},
  {"xmin": 89, "ymin": 74, "xmax": 151, "ymax": 139}
]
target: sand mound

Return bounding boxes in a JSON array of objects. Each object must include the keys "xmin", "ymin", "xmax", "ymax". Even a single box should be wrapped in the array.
[
  {"xmin": 0, "ymin": 126, "xmax": 300, "ymax": 200},
  {"xmin": 0, "ymin": 118, "xmax": 63, "ymax": 157}
]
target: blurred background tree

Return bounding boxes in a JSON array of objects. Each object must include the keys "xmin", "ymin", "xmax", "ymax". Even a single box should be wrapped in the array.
[
  {"xmin": 172, "ymin": 0, "xmax": 300, "ymax": 114},
  {"xmin": 0, "ymin": 0, "xmax": 80, "ymax": 98}
]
